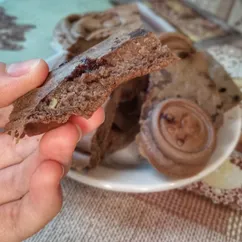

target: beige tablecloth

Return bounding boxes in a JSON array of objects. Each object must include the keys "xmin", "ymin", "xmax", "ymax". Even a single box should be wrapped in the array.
[{"xmin": 26, "ymin": 178, "xmax": 242, "ymax": 242}]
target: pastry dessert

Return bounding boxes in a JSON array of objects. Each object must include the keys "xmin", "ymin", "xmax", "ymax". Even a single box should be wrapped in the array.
[
  {"xmin": 53, "ymin": 3, "xmax": 141, "ymax": 59},
  {"xmin": 5, "ymin": 27, "xmax": 177, "ymax": 138},
  {"xmin": 137, "ymin": 33, "xmax": 241, "ymax": 177},
  {"xmin": 145, "ymin": 0, "xmax": 226, "ymax": 42}
]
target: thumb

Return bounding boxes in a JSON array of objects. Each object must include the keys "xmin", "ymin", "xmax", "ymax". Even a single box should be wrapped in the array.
[
  {"xmin": 18, "ymin": 161, "xmax": 63, "ymax": 240},
  {"xmin": 0, "ymin": 59, "xmax": 49, "ymax": 108}
]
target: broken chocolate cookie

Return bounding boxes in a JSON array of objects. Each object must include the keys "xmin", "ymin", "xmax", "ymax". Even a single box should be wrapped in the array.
[{"xmin": 5, "ymin": 26, "xmax": 177, "ymax": 138}]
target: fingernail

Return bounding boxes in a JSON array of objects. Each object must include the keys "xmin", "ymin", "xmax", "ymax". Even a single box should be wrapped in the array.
[
  {"xmin": 75, "ymin": 124, "xmax": 82, "ymax": 142},
  {"xmin": 6, "ymin": 59, "xmax": 40, "ymax": 77}
]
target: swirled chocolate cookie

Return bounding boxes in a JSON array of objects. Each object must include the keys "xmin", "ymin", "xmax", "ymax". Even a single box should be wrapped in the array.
[
  {"xmin": 5, "ymin": 27, "xmax": 177, "ymax": 138},
  {"xmin": 138, "ymin": 98, "xmax": 216, "ymax": 177},
  {"xmin": 53, "ymin": 4, "xmax": 141, "ymax": 59},
  {"xmin": 137, "ymin": 33, "xmax": 241, "ymax": 177}
]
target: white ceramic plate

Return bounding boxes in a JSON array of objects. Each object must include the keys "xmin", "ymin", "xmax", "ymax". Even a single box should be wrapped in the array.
[
  {"xmin": 46, "ymin": 42, "xmax": 241, "ymax": 195},
  {"xmin": 67, "ymin": 106, "xmax": 241, "ymax": 193}
]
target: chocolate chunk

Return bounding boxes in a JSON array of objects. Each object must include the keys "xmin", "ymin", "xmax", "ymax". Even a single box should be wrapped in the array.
[
  {"xmin": 233, "ymin": 95, "xmax": 240, "ymax": 102},
  {"xmin": 177, "ymin": 51, "xmax": 189, "ymax": 59},
  {"xmin": 219, "ymin": 87, "xmax": 227, "ymax": 93}
]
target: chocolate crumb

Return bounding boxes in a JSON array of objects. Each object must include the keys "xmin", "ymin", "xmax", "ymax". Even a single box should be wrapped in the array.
[
  {"xmin": 219, "ymin": 87, "xmax": 226, "ymax": 93},
  {"xmin": 233, "ymin": 95, "xmax": 240, "ymax": 102},
  {"xmin": 178, "ymin": 51, "xmax": 189, "ymax": 59},
  {"xmin": 216, "ymin": 103, "xmax": 223, "ymax": 109},
  {"xmin": 161, "ymin": 113, "xmax": 175, "ymax": 123}
]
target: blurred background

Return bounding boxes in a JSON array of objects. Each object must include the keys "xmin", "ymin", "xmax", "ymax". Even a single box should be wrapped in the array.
[{"xmin": 0, "ymin": 0, "xmax": 241, "ymax": 63}]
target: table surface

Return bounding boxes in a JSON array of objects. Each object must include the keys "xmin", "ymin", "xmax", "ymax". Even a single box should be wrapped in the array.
[{"xmin": 1, "ymin": 1, "xmax": 242, "ymax": 242}]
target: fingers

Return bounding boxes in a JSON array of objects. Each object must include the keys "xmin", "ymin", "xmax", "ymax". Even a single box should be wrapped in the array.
[
  {"xmin": 0, "ymin": 60, "xmax": 49, "ymax": 108},
  {"xmin": 0, "ymin": 105, "xmax": 12, "ymax": 128},
  {"xmin": 0, "ymin": 161, "xmax": 63, "ymax": 242},
  {"xmin": 0, "ymin": 122, "xmax": 80, "ymax": 205},
  {"xmin": 0, "ymin": 108, "xmax": 103, "ymax": 205},
  {"xmin": 70, "ymin": 107, "xmax": 105, "ymax": 135},
  {"xmin": 0, "ymin": 106, "xmax": 105, "ymax": 170},
  {"xmin": 0, "ymin": 134, "xmax": 41, "ymax": 170},
  {"xmin": 39, "ymin": 122, "xmax": 81, "ymax": 169}
]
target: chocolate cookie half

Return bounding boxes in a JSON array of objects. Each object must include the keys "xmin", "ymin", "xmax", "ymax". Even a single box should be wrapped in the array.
[{"xmin": 5, "ymin": 26, "xmax": 177, "ymax": 138}]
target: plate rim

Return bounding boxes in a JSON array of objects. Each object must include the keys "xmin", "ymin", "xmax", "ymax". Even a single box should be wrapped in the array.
[{"xmin": 67, "ymin": 106, "xmax": 241, "ymax": 193}]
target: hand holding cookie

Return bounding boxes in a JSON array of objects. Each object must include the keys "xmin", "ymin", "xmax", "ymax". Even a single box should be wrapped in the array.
[{"xmin": 0, "ymin": 60, "xmax": 104, "ymax": 241}]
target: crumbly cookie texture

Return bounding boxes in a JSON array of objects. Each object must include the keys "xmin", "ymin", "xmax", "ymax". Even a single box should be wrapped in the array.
[{"xmin": 5, "ymin": 27, "xmax": 177, "ymax": 138}]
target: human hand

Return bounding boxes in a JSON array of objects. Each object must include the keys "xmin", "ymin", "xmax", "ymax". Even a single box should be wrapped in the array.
[{"xmin": 0, "ymin": 59, "xmax": 104, "ymax": 242}]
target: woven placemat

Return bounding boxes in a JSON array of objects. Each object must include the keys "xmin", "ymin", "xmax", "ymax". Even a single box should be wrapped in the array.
[{"xmin": 25, "ymin": 178, "xmax": 242, "ymax": 242}]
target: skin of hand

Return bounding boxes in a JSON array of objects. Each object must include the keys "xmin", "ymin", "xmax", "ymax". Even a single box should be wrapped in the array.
[{"xmin": 0, "ymin": 59, "xmax": 105, "ymax": 242}]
